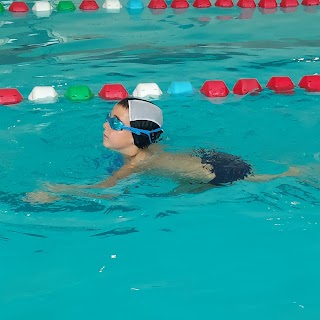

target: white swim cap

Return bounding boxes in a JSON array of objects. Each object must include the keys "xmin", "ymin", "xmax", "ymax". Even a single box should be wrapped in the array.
[{"xmin": 128, "ymin": 99, "xmax": 163, "ymax": 127}]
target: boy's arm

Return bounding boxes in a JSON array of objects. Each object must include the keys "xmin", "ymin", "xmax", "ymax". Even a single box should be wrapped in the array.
[
  {"xmin": 46, "ymin": 162, "xmax": 138, "ymax": 192},
  {"xmin": 89, "ymin": 162, "xmax": 137, "ymax": 188},
  {"xmin": 24, "ymin": 162, "xmax": 138, "ymax": 204},
  {"xmin": 23, "ymin": 190, "xmax": 117, "ymax": 204}
]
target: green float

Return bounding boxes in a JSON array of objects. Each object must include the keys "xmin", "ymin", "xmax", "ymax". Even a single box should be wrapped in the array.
[
  {"xmin": 65, "ymin": 86, "xmax": 94, "ymax": 102},
  {"xmin": 0, "ymin": 3, "xmax": 5, "ymax": 12},
  {"xmin": 56, "ymin": 1, "xmax": 76, "ymax": 11}
]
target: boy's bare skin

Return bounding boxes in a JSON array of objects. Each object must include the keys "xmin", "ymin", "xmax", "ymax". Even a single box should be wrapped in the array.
[{"xmin": 25, "ymin": 102, "xmax": 299, "ymax": 204}]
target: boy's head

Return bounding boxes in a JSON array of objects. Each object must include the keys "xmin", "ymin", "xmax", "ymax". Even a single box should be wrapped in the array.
[{"xmin": 103, "ymin": 98, "xmax": 163, "ymax": 152}]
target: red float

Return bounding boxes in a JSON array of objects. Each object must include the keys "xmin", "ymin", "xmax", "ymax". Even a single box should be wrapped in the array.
[
  {"xmin": 237, "ymin": 0, "xmax": 256, "ymax": 7},
  {"xmin": 9, "ymin": 1, "xmax": 29, "ymax": 12},
  {"xmin": 233, "ymin": 79, "xmax": 262, "ymax": 95},
  {"xmin": 0, "ymin": 88, "xmax": 23, "ymax": 105},
  {"xmin": 258, "ymin": 0, "xmax": 277, "ymax": 8},
  {"xmin": 302, "ymin": 0, "xmax": 319, "ymax": 5},
  {"xmin": 280, "ymin": 0, "xmax": 298, "ymax": 6},
  {"xmin": 171, "ymin": 0, "xmax": 190, "ymax": 8},
  {"xmin": 200, "ymin": 80, "xmax": 229, "ymax": 98},
  {"xmin": 193, "ymin": 0, "xmax": 212, "ymax": 7},
  {"xmin": 79, "ymin": 0, "xmax": 99, "ymax": 10},
  {"xmin": 148, "ymin": 0, "xmax": 168, "ymax": 8},
  {"xmin": 298, "ymin": 75, "xmax": 320, "ymax": 92},
  {"xmin": 266, "ymin": 76, "xmax": 294, "ymax": 93},
  {"xmin": 98, "ymin": 84, "xmax": 129, "ymax": 100},
  {"xmin": 215, "ymin": 0, "xmax": 234, "ymax": 6}
]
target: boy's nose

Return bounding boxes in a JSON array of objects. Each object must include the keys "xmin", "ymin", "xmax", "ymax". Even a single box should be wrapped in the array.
[{"xmin": 103, "ymin": 121, "xmax": 109, "ymax": 130}]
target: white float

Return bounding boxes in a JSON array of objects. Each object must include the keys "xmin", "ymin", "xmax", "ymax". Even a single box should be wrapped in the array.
[
  {"xmin": 32, "ymin": 1, "xmax": 53, "ymax": 11},
  {"xmin": 132, "ymin": 83, "xmax": 162, "ymax": 99},
  {"xmin": 102, "ymin": 0, "xmax": 122, "ymax": 12},
  {"xmin": 32, "ymin": 1, "xmax": 53, "ymax": 17},
  {"xmin": 28, "ymin": 86, "xmax": 58, "ymax": 103}
]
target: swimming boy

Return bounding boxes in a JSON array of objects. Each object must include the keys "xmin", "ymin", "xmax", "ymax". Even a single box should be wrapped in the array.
[{"xmin": 26, "ymin": 98, "xmax": 299, "ymax": 203}]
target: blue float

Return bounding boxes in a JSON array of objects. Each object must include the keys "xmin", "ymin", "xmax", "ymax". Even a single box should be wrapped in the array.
[
  {"xmin": 167, "ymin": 81, "xmax": 194, "ymax": 96},
  {"xmin": 127, "ymin": 0, "xmax": 144, "ymax": 9}
]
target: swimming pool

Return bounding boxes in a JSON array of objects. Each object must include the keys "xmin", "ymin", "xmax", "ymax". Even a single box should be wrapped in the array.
[{"xmin": 1, "ymin": 1, "xmax": 320, "ymax": 319}]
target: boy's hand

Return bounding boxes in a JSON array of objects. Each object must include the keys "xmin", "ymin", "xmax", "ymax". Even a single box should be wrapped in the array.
[
  {"xmin": 44, "ymin": 183, "xmax": 75, "ymax": 193},
  {"xmin": 23, "ymin": 191, "xmax": 60, "ymax": 204},
  {"xmin": 282, "ymin": 166, "xmax": 301, "ymax": 177}
]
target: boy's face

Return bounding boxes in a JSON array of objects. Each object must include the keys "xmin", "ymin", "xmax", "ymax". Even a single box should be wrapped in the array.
[{"xmin": 103, "ymin": 104, "xmax": 134, "ymax": 152}]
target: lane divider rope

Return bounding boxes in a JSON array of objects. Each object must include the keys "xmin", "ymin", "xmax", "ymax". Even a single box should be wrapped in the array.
[
  {"xmin": 1, "ymin": 75, "xmax": 320, "ymax": 105},
  {"xmin": 0, "ymin": 0, "xmax": 318, "ymax": 16}
]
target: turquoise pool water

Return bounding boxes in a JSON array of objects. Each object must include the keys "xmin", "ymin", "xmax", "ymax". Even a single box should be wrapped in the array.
[{"xmin": 1, "ymin": 2, "xmax": 320, "ymax": 319}]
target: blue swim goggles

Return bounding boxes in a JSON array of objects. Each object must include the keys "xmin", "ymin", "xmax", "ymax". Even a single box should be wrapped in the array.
[{"xmin": 106, "ymin": 113, "xmax": 163, "ymax": 144}]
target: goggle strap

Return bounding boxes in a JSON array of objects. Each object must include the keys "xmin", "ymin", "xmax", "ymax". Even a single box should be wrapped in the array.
[
  {"xmin": 106, "ymin": 114, "xmax": 163, "ymax": 143},
  {"xmin": 125, "ymin": 127, "xmax": 163, "ymax": 136}
]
